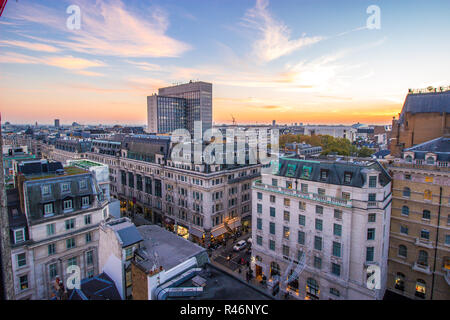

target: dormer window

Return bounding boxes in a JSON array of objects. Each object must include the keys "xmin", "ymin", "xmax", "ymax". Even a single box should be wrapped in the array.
[
  {"xmin": 320, "ymin": 169, "xmax": 328, "ymax": 181},
  {"xmin": 42, "ymin": 185, "xmax": 51, "ymax": 196},
  {"xmin": 82, "ymin": 196, "xmax": 90, "ymax": 208},
  {"xmin": 63, "ymin": 199, "xmax": 73, "ymax": 211},
  {"xmin": 79, "ymin": 180, "xmax": 87, "ymax": 189},
  {"xmin": 344, "ymin": 172, "xmax": 352, "ymax": 184},
  {"xmin": 14, "ymin": 228, "xmax": 25, "ymax": 244},
  {"xmin": 405, "ymin": 155, "xmax": 413, "ymax": 163},
  {"xmin": 61, "ymin": 183, "xmax": 70, "ymax": 193},
  {"xmin": 44, "ymin": 203, "xmax": 54, "ymax": 217},
  {"xmin": 426, "ymin": 157, "xmax": 435, "ymax": 165}
]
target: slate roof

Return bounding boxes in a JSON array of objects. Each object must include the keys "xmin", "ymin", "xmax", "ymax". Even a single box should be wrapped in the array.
[
  {"xmin": 373, "ymin": 150, "xmax": 391, "ymax": 159},
  {"xmin": 404, "ymin": 136, "xmax": 450, "ymax": 162},
  {"xmin": 276, "ymin": 156, "xmax": 391, "ymax": 187},
  {"xmin": 116, "ymin": 225, "xmax": 144, "ymax": 247},
  {"xmin": 67, "ymin": 272, "xmax": 121, "ymax": 300},
  {"xmin": 399, "ymin": 91, "xmax": 450, "ymax": 122}
]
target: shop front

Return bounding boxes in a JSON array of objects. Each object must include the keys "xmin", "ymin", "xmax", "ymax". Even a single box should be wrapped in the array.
[
  {"xmin": 176, "ymin": 224, "xmax": 189, "ymax": 240},
  {"xmin": 164, "ymin": 217, "xmax": 175, "ymax": 232},
  {"xmin": 189, "ymin": 227, "xmax": 204, "ymax": 245},
  {"xmin": 241, "ymin": 215, "xmax": 251, "ymax": 234}
]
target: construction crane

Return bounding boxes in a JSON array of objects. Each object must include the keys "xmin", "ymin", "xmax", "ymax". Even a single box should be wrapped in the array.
[{"xmin": 230, "ymin": 114, "xmax": 236, "ymax": 126}]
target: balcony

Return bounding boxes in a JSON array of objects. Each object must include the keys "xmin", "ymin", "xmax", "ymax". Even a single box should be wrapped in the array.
[
  {"xmin": 415, "ymin": 238, "xmax": 434, "ymax": 249},
  {"xmin": 412, "ymin": 262, "xmax": 432, "ymax": 275},
  {"xmin": 253, "ymin": 181, "xmax": 352, "ymax": 208}
]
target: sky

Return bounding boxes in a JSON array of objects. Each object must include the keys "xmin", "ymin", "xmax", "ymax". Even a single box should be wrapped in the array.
[{"xmin": 0, "ymin": 0, "xmax": 449, "ymax": 126}]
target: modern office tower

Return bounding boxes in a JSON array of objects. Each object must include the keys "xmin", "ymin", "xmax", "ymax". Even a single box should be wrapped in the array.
[
  {"xmin": 8, "ymin": 160, "xmax": 110, "ymax": 299},
  {"xmin": 147, "ymin": 81, "xmax": 212, "ymax": 134},
  {"xmin": 386, "ymin": 136, "xmax": 450, "ymax": 300},
  {"xmin": 54, "ymin": 119, "xmax": 60, "ymax": 128},
  {"xmin": 251, "ymin": 155, "xmax": 392, "ymax": 300}
]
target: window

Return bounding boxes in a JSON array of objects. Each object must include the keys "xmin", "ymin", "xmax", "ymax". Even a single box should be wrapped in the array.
[
  {"xmin": 257, "ymin": 218, "xmax": 262, "ymax": 230},
  {"xmin": 405, "ymin": 155, "xmax": 413, "ymax": 163},
  {"xmin": 125, "ymin": 247, "xmax": 133, "ymax": 260},
  {"xmin": 66, "ymin": 238, "xmax": 76, "ymax": 249},
  {"xmin": 68, "ymin": 257, "xmax": 77, "ymax": 267},
  {"xmin": 49, "ymin": 263, "xmax": 58, "ymax": 279},
  {"xmin": 272, "ymin": 179, "xmax": 278, "ymax": 187},
  {"xmin": 415, "ymin": 279, "xmax": 426, "ymax": 299},
  {"xmin": 446, "ymin": 235, "xmax": 450, "ymax": 245},
  {"xmin": 257, "ymin": 203, "xmax": 262, "ymax": 214},
  {"xmin": 48, "ymin": 243, "xmax": 56, "ymax": 255},
  {"xmin": 367, "ymin": 228, "xmax": 376, "ymax": 240},
  {"xmin": 298, "ymin": 231, "xmax": 305, "ymax": 245},
  {"xmin": 398, "ymin": 245, "xmax": 407, "ymax": 258},
  {"xmin": 283, "ymin": 227, "xmax": 290, "ymax": 240},
  {"xmin": 284, "ymin": 211, "xmax": 290, "ymax": 222},
  {"xmin": 79, "ymin": 180, "xmax": 87, "ymax": 189},
  {"xmin": 283, "ymin": 198, "xmax": 290, "ymax": 206},
  {"xmin": 315, "ymin": 205, "xmax": 323, "ymax": 215},
  {"xmin": 400, "ymin": 225, "xmax": 409, "ymax": 235},
  {"xmin": 332, "ymin": 242, "xmax": 341, "ymax": 257},
  {"xmin": 299, "ymin": 201, "xmax": 306, "ymax": 210},
  {"xmin": 256, "ymin": 235, "xmax": 263, "ymax": 246},
  {"xmin": 422, "ymin": 210, "xmax": 431, "ymax": 220},
  {"xmin": 84, "ymin": 215, "xmax": 91, "ymax": 225},
  {"xmin": 82, "ymin": 196, "xmax": 90, "ymax": 207},
  {"xmin": 368, "ymin": 193, "xmax": 376, "ymax": 202},
  {"xmin": 330, "ymin": 288, "xmax": 340, "ymax": 297},
  {"xmin": 270, "ymin": 207, "xmax": 276, "ymax": 217},
  {"xmin": 306, "ymin": 278, "xmax": 319, "ymax": 300},
  {"xmin": 334, "ymin": 209, "xmax": 342, "ymax": 219},
  {"xmin": 19, "ymin": 275, "xmax": 28, "ymax": 291},
  {"xmin": 341, "ymin": 192, "xmax": 350, "ymax": 200},
  {"xmin": 65, "ymin": 219, "xmax": 75, "ymax": 230},
  {"xmin": 86, "ymin": 251, "xmax": 93, "ymax": 265},
  {"xmin": 331, "ymin": 263, "xmax": 341, "ymax": 277},
  {"xmin": 61, "ymin": 183, "xmax": 70, "ymax": 193},
  {"xmin": 301, "ymin": 183, "xmax": 308, "ymax": 193},
  {"xmin": 366, "ymin": 247, "xmax": 374, "ymax": 262},
  {"xmin": 315, "ymin": 219, "xmax": 323, "ymax": 231},
  {"xmin": 369, "ymin": 176, "xmax": 377, "ymax": 188},
  {"xmin": 63, "ymin": 199, "xmax": 73, "ymax": 211},
  {"xmin": 314, "ymin": 236, "xmax": 322, "ymax": 251},
  {"xmin": 333, "ymin": 224, "xmax": 342, "ymax": 237},
  {"xmin": 314, "ymin": 256, "xmax": 322, "ymax": 269},
  {"xmin": 269, "ymin": 240, "xmax": 275, "ymax": 251},
  {"xmin": 86, "ymin": 232, "xmax": 92, "ymax": 243},
  {"xmin": 421, "ymin": 229, "xmax": 430, "ymax": 240},
  {"xmin": 368, "ymin": 213, "xmax": 376, "ymax": 222},
  {"xmin": 418, "ymin": 250, "xmax": 428, "ymax": 266},
  {"xmin": 403, "ymin": 187, "xmax": 411, "ymax": 197},
  {"xmin": 401, "ymin": 206, "xmax": 409, "ymax": 216},
  {"xmin": 320, "ymin": 170, "xmax": 328, "ymax": 181},
  {"xmin": 318, "ymin": 188, "xmax": 325, "ymax": 196},
  {"xmin": 426, "ymin": 157, "xmax": 435, "ymax": 165},
  {"xmin": 46, "ymin": 224, "xmax": 55, "ymax": 236},
  {"xmin": 14, "ymin": 229, "xmax": 25, "ymax": 244},
  {"xmin": 282, "ymin": 245, "xmax": 290, "ymax": 257},
  {"xmin": 404, "ymin": 174, "xmax": 411, "ymax": 180},
  {"xmin": 424, "ymin": 190, "xmax": 432, "ymax": 201},
  {"xmin": 344, "ymin": 172, "xmax": 352, "ymax": 184},
  {"xmin": 286, "ymin": 181, "xmax": 292, "ymax": 189},
  {"xmin": 299, "ymin": 214, "xmax": 305, "ymax": 226},
  {"xmin": 87, "ymin": 270, "xmax": 94, "ymax": 279},
  {"xmin": 44, "ymin": 203, "xmax": 53, "ymax": 216},
  {"xmin": 394, "ymin": 273, "xmax": 405, "ymax": 291},
  {"xmin": 257, "ymin": 192, "xmax": 262, "ymax": 200},
  {"xmin": 17, "ymin": 253, "xmax": 26, "ymax": 268},
  {"xmin": 269, "ymin": 222, "xmax": 276, "ymax": 235},
  {"xmin": 270, "ymin": 195, "xmax": 276, "ymax": 203},
  {"xmin": 42, "ymin": 185, "xmax": 51, "ymax": 195}
]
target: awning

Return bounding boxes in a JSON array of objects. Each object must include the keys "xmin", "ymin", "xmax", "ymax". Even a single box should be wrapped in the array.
[
  {"xmin": 165, "ymin": 218, "xmax": 175, "ymax": 225},
  {"xmin": 229, "ymin": 219, "xmax": 241, "ymax": 229},
  {"xmin": 211, "ymin": 226, "xmax": 226, "ymax": 238},
  {"xmin": 189, "ymin": 227, "xmax": 204, "ymax": 238}
]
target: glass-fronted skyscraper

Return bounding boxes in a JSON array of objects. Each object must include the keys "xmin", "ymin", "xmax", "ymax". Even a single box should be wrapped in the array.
[{"xmin": 147, "ymin": 81, "xmax": 212, "ymax": 135}]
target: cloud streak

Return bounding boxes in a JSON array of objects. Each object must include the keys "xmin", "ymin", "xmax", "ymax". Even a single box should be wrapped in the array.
[{"xmin": 242, "ymin": 0, "xmax": 322, "ymax": 62}]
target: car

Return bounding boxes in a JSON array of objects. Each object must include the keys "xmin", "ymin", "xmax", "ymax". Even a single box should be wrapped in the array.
[
  {"xmin": 247, "ymin": 238, "xmax": 252, "ymax": 245},
  {"xmin": 233, "ymin": 240, "xmax": 247, "ymax": 252}
]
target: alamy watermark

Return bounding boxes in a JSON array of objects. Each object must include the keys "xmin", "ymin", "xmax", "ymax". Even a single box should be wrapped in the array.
[
  {"xmin": 366, "ymin": 265, "xmax": 381, "ymax": 290},
  {"xmin": 366, "ymin": 5, "xmax": 381, "ymax": 30},
  {"xmin": 66, "ymin": 4, "xmax": 81, "ymax": 30}
]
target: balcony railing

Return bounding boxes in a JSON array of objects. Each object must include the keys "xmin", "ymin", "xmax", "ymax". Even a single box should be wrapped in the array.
[
  {"xmin": 253, "ymin": 181, "xmax": 352, "ymax": 208},
  {"xmin": 412, "ymin": 262, "xmax": 432, "ymax": 275}
]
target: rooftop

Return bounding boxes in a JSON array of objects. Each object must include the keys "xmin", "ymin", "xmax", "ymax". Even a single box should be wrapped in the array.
[
  {"xmin": 70, "ymin": 160, "xmax": 104, "ymax": 169},
  {"xmin": 66, "ymin": 272, "xmax": 121, "ymax": 300},
  {"xmin": 136, "ymin": 225, "xmax": 206, "ymax": 272},
  {"xmin": 170, "ymin": 263, "xmax": 273, "ymax": 300}
]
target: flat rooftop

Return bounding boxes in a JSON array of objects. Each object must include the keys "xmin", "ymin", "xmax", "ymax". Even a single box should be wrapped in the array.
[
  {"xmin": 70, "ymin": 160, "xmax": 104, "ymax": 169},
  {"xmin": 171, "ymin": 264, "xmax": 273, "ymax": 300},
  {"xmin": 25, "ymin": 166, "xmax": 88, "ymax": 181},
  {"xmin": 136, "ymin": 225, "xmax": 206, "ymax": 271}
]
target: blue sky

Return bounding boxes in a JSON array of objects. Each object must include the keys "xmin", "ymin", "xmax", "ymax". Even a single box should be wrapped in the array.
[{"xmin": 0, "ymin": 0, "xmax": 449, "ymax": 125}]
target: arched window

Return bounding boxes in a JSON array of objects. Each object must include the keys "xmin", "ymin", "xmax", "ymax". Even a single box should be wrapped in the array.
[
  {"xmin": 270, "ymin": 261, "xmax": 280, "ymax": 277},
  {"xmin": 422, "ymin": 210, "xmax": 431, "ymax": 220},
  {"xmin": 424, "ymin": 190, "xmax": 432, "ymax": 201},
  {"xmin": 415, "ymin": 279, "xmax": 426, "ymax": 299},
  {"xmin": 401, "ymin": 206, "xmax": 409, "ymax": 216},
  {"xmin": 306, "ymin": 278, "xmax": 319, "ymax": 300},
  {"xmin": 403, "ymin": 187, "xmax": 411, "ymax": 197},
  {"xmin": 418, "ymin": 250, "xmax": 428, "ymax": 266},
  {"xmin": 398, "ymin": 245, "xmax": 407, "ymax": 258},
  {"xmin": 405, "ymin": 155, "xmax": 413, "ymax": 163},
  {"xmin": 426, "ymin": 157, "xmax": 435, "ymax": 165},
  {"xmin": 394, "ymin": 273, "xmax": 405, "ymax": 291}
]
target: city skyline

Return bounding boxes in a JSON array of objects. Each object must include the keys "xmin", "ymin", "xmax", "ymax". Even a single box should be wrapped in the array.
[{"xmin": 0, "ymin": 0, "xmax": 449, "ymax": 125}]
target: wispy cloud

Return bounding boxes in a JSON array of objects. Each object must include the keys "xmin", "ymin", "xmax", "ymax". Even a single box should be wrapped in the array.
[
  {"xmin": 241, "ymin": 0, "xmax": 322, "ymax": 63},
  {"xmin": 10, "ymin": 0, "xmax": 191, "ymax": 58},
  {"xmin": 0, "ymin": 39, "xmax": 61, "ymax": 53}
]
